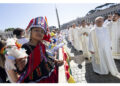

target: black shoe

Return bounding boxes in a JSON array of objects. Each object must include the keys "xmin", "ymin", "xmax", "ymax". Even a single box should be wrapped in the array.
[
  {"xmin": 85, "ymin": 57, "xmax": 88, "ymax": 60},
  {"xmin": 78, "ymin": 64, "xmax": 82, "ymax": 69},
  {"xmin": 79, "ymin": 50, "xmax": 83, "ymax": 54},
  {"xmin": 74, "ymin": 49, "xmax": 77, "ymax": 51},
  {"xmin": 94, "ymin": 72, "xmax": 100, "ymax": 75},
  {"xmin": 74, "ymin": 52, "xmax": 79, "ymax": 56}
]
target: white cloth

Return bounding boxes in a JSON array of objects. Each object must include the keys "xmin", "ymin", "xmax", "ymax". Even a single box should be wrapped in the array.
[
  {"xmin": 4, "ymin": 37, "xmax": 28, "ymax": 83},
  {"xmin": 106, "ymin": 20, "xmax": 120, "ymax": 59},
  {"xmin": 5, "ymin": 55, "xmax": 15, "ymax": 83},
  {"xmin": 89, "ymin": 26, "xmax": 119, "ymax": 76}
]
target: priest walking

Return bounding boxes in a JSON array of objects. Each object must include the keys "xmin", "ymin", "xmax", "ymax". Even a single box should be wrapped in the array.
[
  {"xmin": 81, "ymin": 20, "xmax": 91, "ymax": 59},
  {"xmin": 71, "ymin": 23, "xmax": 81, "ymax": 51},
  {"xmin": 106, "ymin": 11, "xmax": 120, "ymax": 60},
  {"xmin": 89, "ymin": 16, "xmax": 119, "ymax": 76}
]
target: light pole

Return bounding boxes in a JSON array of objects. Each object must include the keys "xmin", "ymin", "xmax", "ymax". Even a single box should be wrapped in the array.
[{"xmin": 55, "ymin": 6, "xmax": 61, "ymax": 30}]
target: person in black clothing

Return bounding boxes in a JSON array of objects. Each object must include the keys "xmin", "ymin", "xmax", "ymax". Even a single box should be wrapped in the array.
[{"xmin": 0, "ymin": 41, "xmax": 7, "ymax": 83}]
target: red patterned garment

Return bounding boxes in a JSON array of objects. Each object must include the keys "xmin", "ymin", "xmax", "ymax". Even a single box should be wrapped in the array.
[{"xmin": 17, "ymin": 42, "xmax": 58, "ymax": 83}]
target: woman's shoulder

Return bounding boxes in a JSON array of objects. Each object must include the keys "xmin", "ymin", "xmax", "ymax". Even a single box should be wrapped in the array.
[
  {"xmin": 22, "ymin": 43, "xmax": 29, "ymax": 48},
  {"xmin": 22, "ymin": 43, "xmax": 36, "ymax": 50},
  {"xmin": 22, "ymin": 43, "xmax": 34, "ymax": 55}
]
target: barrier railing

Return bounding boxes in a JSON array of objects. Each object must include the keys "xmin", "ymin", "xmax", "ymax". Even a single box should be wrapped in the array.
[{"xmin": 59, "ymin": 46, "xmax": 76, "ymax": 83}]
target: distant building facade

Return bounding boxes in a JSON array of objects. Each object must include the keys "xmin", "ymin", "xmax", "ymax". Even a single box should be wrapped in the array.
[
  {"xmin": 61, "ymin": 3, "xmax": 120, "ymax": 29},
  {"xmin": 85, "ymin": 4, "xmax": 120, "ymax": 23}
]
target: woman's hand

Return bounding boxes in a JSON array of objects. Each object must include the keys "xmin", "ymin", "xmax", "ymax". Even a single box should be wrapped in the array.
[
  {"xmin": 54, "ymin": 59, "xmax": 64, "ymax": 66},
  {"xmin": 15, "ymin": 57, "xmax": 27, "ymax": 71},
  {"xmin": 7, "ymin": 70, "xmax": 19, "ymax": 83}
]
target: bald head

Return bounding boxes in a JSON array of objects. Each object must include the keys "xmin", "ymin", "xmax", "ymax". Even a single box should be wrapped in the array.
[
  {"xmin": 95, "ymin": 16, "xmax": 104, "ymax": 27},
  {"xmin": 95, "ymin": 16, "xmax": 104, "ymax": 21}
]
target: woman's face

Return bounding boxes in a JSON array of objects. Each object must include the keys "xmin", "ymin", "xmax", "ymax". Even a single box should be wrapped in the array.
[{"xmin": 31, "ymin": 27, "xmax": 45, "ymax": 41}]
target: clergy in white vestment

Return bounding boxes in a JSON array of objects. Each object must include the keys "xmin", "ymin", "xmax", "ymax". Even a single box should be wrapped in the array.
[
  {"xmin": 89, "ymin": 16, "xmax": 119, "ymax": 76},
  {"xmin": 76, "ymin": 23, "xmax": 83, "ymax": 51},
  {"xmin": 104, "ymin": 15, "xmax": 113, "ymax": 26},
  {"xmin": 68, "ymin": 26, "xmax": 74, "ymax": 46},
  {"xmin": 72, "ymin": 23, "xmax": 82, "ymax": 51},
  {"xmin": 106, "ymin": 12, "xmax": 120, "ymax": 60},
  {"xmin": 68, "ymin": 26, "xmax": 72, "ymax": 42},
  {"xmin": 87, "ymin": 23, "xmax": 93, "ymax": 29},
  {"xmin": 81, "ymin": 20, "xmax": 91, "ymax": 59}
]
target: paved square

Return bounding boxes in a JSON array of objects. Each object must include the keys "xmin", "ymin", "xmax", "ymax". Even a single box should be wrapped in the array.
[{"xmin": 64, "ymin": 39, "xmax": 120, "ymax": 83}]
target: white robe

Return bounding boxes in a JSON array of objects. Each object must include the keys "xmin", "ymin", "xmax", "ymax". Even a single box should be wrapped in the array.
[
  {"xmin": 89, "ymin": 26, "xmax": 119, "ymax": 76},
  {"xmin": 72, "ymin": 27, "xmax": 83, "ymax": 51},
  {"xmin": 104, "ymin": 19, "xmax": 112, "ymax": 27},
  {"xmin": 77, "ymin": 27, "xmax": 83, "ymax": 51},
  {"xmin": 87, "ymin": 25, "xmax": 93, "ymax": 29},
  {"xmin": 68, "ymin": 28, "xmax": 74, "ymax": 45},
  {"xmin": 81, "ymin": 26, "xmax": 91, "ymax": 58},
  {"xmin": 106, "ymin": 20, "xmax": 120, "ymax": 59}
]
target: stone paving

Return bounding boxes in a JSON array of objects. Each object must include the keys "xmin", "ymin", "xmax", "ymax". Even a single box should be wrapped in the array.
[{"xmin": 64, "ymin": 39, "xmax": 120, "ymax": 83}]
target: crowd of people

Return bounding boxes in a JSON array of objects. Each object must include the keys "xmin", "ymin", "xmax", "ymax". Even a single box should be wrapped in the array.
[
  {"xmin": 67, "ymin": 10, "xmax": 120, "ymax": 77},
  {"xmin": 0, "ymin": 10, "xmax": 120, "ymax": 83}
]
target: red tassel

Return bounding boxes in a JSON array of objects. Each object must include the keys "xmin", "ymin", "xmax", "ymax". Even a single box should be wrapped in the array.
[
  {"xmin": 64, "ymin": 61, "xmax": 69, "ymax": 71},
  {"xmin": 65, "ymin": 71, "xmax": 70, "ymax": 80}
]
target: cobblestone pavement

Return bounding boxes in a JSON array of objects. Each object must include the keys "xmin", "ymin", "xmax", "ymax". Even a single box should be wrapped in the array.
[{"xmin": 64, "ymin": 40, "xmax": 120, "ymax": 83}]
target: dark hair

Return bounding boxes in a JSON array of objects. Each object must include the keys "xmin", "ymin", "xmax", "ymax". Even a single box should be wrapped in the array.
[
  {"xmin": 0, "ymin": 41, "xmax": 5, "ymax": 50},
  {"xmin": 13, "ymin": 28, "xmax": 24, "ymax": 37},
  {"xmin": 29, "ymin": 27, "xmax": 33, "ymax": 42},
  {"xmin": 81, "ymin": 20, "xmax": 86, "ymax": 23},
  {"xmin": 30, "ymin": 27, "xmax": 34, "ymax": 31},
  {"xmin": 0, "ymin": 41, "xmax": 6, "ymax": 68},
  {"xmin": 114, "ymin": 12, "xmax": 120, "ymax": 16}
]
